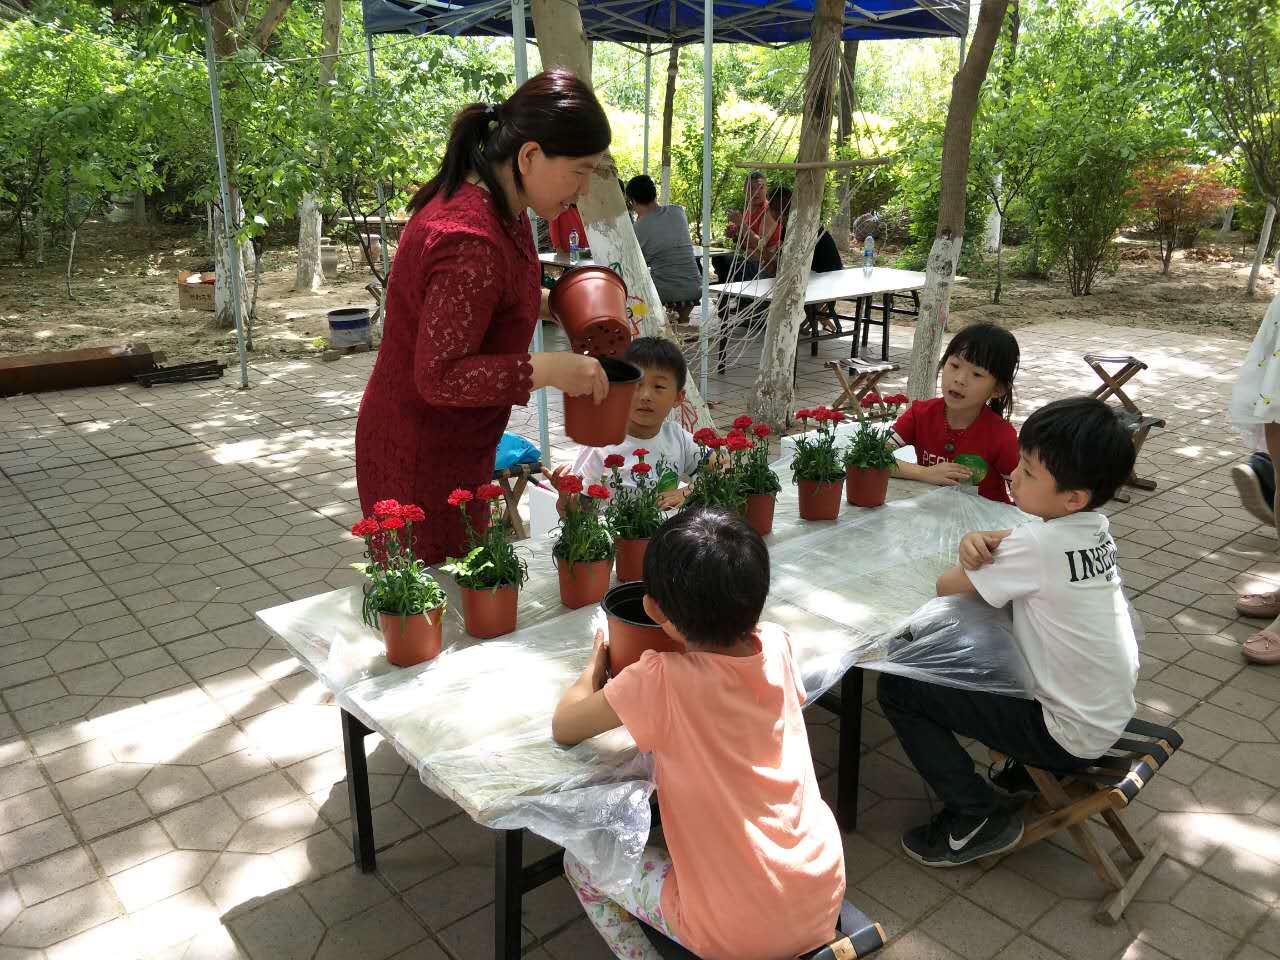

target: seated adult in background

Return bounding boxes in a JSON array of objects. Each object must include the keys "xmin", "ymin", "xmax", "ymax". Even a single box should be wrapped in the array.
[
  {"xmin": 625, "ymin": 175, "xmax": 703, "ymax": 309},
  {"xmin": 761, "ymin": 186, "xmax": 843, "ymax": 277},
  {"xmin": 549, "ymin": 204, "xmax": 589, "ymax": 254}
]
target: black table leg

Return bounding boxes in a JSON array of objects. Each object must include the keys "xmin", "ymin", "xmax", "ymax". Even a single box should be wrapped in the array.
[
  {"xmin": 882, "ymin": 294, "xmax": 892, "ymax": 361},
  {"xmin": 496, "ymin": 830, "xmax": 523, "ymax": 960},
  {"xmin": 836, "ymin": 667, "xmax": 865, "ymax": 832},
  {"xmin": 340, "ymin": 709, "xmax": 376, "ymax": 872}
]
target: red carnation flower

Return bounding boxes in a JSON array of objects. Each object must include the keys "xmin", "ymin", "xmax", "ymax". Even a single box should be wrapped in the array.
[
  {"xmin": 633, "ymin": 448, "xmax": 650, "ymax": 458},
  {"xmin": 733, "ymin": 414, "xmax": 753, "ymax": 430},
  {"xmin": 827, "ymin": 409, "xmax": 847, "ymax": 423},
  {"xmin": 795, "ymin": 409, "xmax": 813, "ymax": 420},
  {"xmin": 401, "ymin": 504, "xmax": 426, "ymax": 523},
  {"xmin": 631, "ymin": 462, "xmax": 653, "ymax": 476},
  {"xmin": 380, "ymin": 516, "xmax": 406, "ymax": 531},
  {"xmin": 351, "ymin": 518, "xmax": 379, "ymax": 538},
  {"xmin": 476, "ymin": 483, "xmax": 504, "ymax": 502},
  {"xmin": 860, "ymin": 394, "xmax": 876, "ymax": 408},
  {"xmin": 708, "ymin": 436, "xmax": 726, "ymax": 449},
  {"xmin": 603, "ymin": 454, "xmax": 626, "ymax": 469},
  {"xmin": 752, "ymin": 423, "xmax": 771, "ymax": 438},
  {"xmin": 726, "ymin": 433, "xmax": 751, "ymax": 452},
  {"xmin": 556, "ymin": 474, "xmax": 584, "ymax": 495},
  {"xmin": 373, "ymin": 499, "xmax": 402, "ymax": 519},
  {"xmin": 447, "ymin": 489, "xmax": 473, "ymax": 508},
  {"xmin": 586, "ymin": 483, "xmax": 611, "ymax": 500},
  {"xmin": 693, "ymin": 427, "xmax": 717, "ymax": 446}
]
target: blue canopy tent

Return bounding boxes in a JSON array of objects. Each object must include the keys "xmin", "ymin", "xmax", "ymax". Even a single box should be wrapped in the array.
[{"xmin": 357, "ymin": 0, "xmax": 967, "ymax": 444}]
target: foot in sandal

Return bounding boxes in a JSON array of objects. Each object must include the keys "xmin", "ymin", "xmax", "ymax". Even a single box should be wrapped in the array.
[
  {"xmin": 1243, "ymin": 630, "xmax": 1280, "ymax": 665},
  {"xmin": 1236, "ymin": 591, "xmax": 1280, "ymax": 619}
]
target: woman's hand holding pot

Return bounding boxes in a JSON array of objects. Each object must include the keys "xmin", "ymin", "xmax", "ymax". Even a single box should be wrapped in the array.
[{"xmin": 532, "ymin": 352, "xmax": 609, "ymax": 405}]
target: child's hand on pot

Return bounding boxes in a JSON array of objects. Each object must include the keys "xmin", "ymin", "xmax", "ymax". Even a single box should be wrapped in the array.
[
  {"xmin": 587, "ymin": 629, "xmax": 609, "ymax": 691},
  {"xmin": 924, "ymin": 462, "xmax": 973, "ymax": 486},
  {"xmin": 657, "ymin": 488, "xmax": 688, "ymax": 510}
]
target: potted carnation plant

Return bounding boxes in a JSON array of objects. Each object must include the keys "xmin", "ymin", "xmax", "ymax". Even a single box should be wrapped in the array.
[
  {"xmin": 440, "ymin": 484, "xmax": 528, "ymax": 638},
  {"xmin": 553, "ymin": 474, "xmax": 615, "ymax": 608},
  {"xmin": 791, "ymin": 406, "xmax": 847, "ymax": 520},
  {"xmin": 352, "ymin": 500, "xmax": 447, "ymax": 667},
  {"xmin": 843, "ymin": 420, "xmax": 898, "ymax": 508},
  {"xmin": 725, "ymin": 414, "xmax": 780, "ymax": 536},
  {"xmin": 604, "ymin": 449, "xmax": 665, "ymax": 583},
  {"xmin": 859, "ymin": 391, "xmax": 909, "ymax": 422},
  {"xmin": 682, "ymin": 426, "xmax": 748, "ymax": 515}
]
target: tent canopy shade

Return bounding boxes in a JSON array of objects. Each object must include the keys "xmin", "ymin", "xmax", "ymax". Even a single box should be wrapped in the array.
[{"xmin": 361, "ymin": 0, "xmax": 968, "ymax": 46}]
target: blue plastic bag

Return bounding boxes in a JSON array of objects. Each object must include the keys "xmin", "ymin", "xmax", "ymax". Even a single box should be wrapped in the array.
[{"xmin": 495, "ymin": 433, "xmax": 541, "ymax": 472}]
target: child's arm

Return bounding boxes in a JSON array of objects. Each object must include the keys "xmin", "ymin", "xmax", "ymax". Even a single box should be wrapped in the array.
[
  {"xmin": 940, "ymin": 529, "xmax": 1015, "ymax": 594},
  {"xmin": 552, "ymin": 631, "xmax": 623, "ymax": 746},
  {"xmin": 895, "ymin": 460, "xmax": 974, "ymax": 486},
  {"xmin": 936, "ymin": 565, "xmax": 978, "ymax": 597}
]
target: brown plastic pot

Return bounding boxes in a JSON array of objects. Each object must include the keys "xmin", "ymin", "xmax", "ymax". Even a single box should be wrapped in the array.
[
  {"xmin": 556, "ymin": 557, "xmax": 613, "ymax": 609},
  {"xmin": 743, "ymin": 493, "xmax": 777, "ymax": 537},
  {"xmin": 603, "ymin": 581, "xmax": 686, "ymax": 675},
  {"xmin": 797, "ymin": 479, "xmax": 843, "ymax": 521},
  {"xmin": 459, "ymin": 585, "xmax": 519, "ymax": 639},
  {"xmin": 548, "ymin": 265, "xmax": 631, "ymax": 357},
  {"xmin": 615, "ymin": 538, "xmax": 649, "ymax": 583},
  {"xmin": 563, "ymin": 357, "xmax": 642, "ymax": 447},
  {"xmin": 846, "ymin": 466, "xmax": 891, "ymax": 508},
  {"xmin": 379, "ymin": 607, "xmax": 443, "ymax": 667}
]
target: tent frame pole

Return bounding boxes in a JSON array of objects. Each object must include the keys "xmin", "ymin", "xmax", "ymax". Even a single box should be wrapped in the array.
[
  {"xmin": 200, "ymin": 4, "xmax": 249, "ymax": 390},
  {"xmin": 643, "ymin": 44, "xmax": 652, "ymax": 175},
  {"xmin": 699, "ymin": 0, "xmax": 713, "ymax": 396},
  {"xmin": 365, "ymin": 35, "xmax": 393, "ymax": 283}
]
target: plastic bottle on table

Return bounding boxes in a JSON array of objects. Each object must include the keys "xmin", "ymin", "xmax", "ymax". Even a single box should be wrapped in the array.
[
  {"xmin": 568, "ymin": 229, "xmax": 580, "ymax": 265},
  {"xmin": 863, "ymin": 234, "xmax": 875, "ymax": 277}
]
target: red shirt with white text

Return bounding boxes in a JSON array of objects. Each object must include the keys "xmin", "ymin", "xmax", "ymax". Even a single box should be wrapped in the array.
[{"xmin": 891, "ymin": 398, "xmax": 1018, "ymax": 504}]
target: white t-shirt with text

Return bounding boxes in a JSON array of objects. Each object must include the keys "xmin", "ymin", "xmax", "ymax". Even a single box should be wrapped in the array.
[
  {"xmin": 965, "ymin": 511, "xmax": 1138, "ymax": 759},
  {"xmin": 571, "ymin": 420, "xmax": 703, "ymax": 488}
]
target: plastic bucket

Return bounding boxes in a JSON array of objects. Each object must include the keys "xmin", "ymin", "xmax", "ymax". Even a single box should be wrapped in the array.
[{"xmin": 327, "ymin": 307, "xmax": 371, "ymax": 348}]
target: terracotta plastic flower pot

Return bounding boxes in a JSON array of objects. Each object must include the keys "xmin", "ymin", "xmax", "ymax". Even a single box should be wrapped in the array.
[
  {"xmin": 379, "ymin": 608, "xmax": 443, "ymax": 668},
  {"xmin": 563, "ymin": 357, "xmax": 642, "ymax": 448},
  {"xmin": 548, "ymin": 265, "xmax": 631, "ymax": 357},
  {"xmin": 602, "ymin": 581, "xmax": 686, "ymax": 676},
  {"xmin": 743, "ymin": 493, "xmax": 777, "ymax": 537},
  {"xmin": 556, "ymin": 557, "xmax": 613, "ymax": 610},
  {"xmin": 846, "ymin": 466, "xmax": 891, "ymax": 508},
  {"xmin": 460, "ymin": 585, "xmax": 519, "ymax": 639},
  {"xmin": 797, "ymin": 479, "xmax": 843, "ymax": 521},
  {"xmin": 615, "ymin": 538, "xmax": 649, "ymax": 583}
]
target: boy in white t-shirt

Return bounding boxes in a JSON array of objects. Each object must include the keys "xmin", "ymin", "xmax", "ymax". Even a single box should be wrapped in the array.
[
  {"xmin": 556, "ymin": 337, "xmax": 703, "ymax": 508},
  {"xmin": 879, "ymin": 397, "xmax": 1140, "ymax": 867}
]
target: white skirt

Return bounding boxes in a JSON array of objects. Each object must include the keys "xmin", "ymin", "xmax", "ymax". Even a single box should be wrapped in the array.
[{"xmin": 1229, "ymin": 292, "xmax": 1280, "ymax": 451}]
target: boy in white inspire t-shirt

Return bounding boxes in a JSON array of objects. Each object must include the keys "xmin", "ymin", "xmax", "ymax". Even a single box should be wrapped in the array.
[{"xmin": 879, "ymin": 397, "xmax": 1140, "ymax": 867}]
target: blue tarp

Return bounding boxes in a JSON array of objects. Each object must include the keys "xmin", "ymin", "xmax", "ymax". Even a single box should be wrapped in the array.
[{"xmin": 361, "ymin": 0, "xmax": 967, "ymax": 47}]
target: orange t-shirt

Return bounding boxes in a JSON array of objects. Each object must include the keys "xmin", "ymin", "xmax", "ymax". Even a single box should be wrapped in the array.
[{"xmin": 603, "ymin": 623, "xmax": 845, "ymax": 960}]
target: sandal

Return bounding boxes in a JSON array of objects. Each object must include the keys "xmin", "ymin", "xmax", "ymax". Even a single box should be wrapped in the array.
[
  {"xmin": 1236, "ymin": 590, "xmax": 1280, "ymax": 619},
  {"xmin": 1243, "ymin": 630, "xmax": 1280, "ymax": 665}
]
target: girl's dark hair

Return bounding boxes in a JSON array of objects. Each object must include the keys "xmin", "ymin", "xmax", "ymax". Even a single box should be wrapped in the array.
[
  {"xmin": 939, "ymin": 322, "xmax": 1020, "ymax": 419},
  {"xmin": 408, "ymin": 69, "xmax": 611, "ymax": 221},
  {"xmin": 766, "ymin": 186, "xmax": 792, "ymax": 220},
  {"xmin": 643, "ymin": 508, "xmax": 769, "ymax": 648}
]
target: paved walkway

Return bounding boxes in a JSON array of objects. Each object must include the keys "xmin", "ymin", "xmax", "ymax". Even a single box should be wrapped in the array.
[{"xmin": 2, "ymin": 318, "xmax": 1279, "ymax": 960}]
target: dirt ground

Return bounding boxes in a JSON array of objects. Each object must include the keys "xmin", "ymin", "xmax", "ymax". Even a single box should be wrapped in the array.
[{"xmin": 0, "ymin": 220, "xmax": 1275, "ymax": 367}]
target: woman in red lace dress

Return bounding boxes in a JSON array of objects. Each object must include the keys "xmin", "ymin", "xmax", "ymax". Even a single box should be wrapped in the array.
[{"xmin": 356, "ymin": 70, "xmax": 611, "ymax": 564}]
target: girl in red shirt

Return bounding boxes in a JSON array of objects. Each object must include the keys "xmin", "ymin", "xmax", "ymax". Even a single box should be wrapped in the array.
[{"xmin": 891, "ymin": 322, "xmax": 1021, "ymax": 503}]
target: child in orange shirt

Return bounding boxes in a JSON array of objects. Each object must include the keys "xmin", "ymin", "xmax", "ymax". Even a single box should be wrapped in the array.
[{"xmin": 553, "ymin": 509, "xmax": 846, "ymax": 960}]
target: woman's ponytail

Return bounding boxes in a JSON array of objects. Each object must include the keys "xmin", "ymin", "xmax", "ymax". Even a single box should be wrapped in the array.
[{"xmin": 408, "ymin": 103, "xmax": 501, "ymax": 216}]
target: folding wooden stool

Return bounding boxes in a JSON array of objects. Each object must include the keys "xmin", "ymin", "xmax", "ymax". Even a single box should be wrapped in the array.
[
  {"xmin": 991, "ymin": 717, "xmax": 1183, "ymax": 925},
  {"xmin": 491, "ymin": 462, "xmax": 542, "ymax": 540},
  {"xmin": 1083, "ymin": 353, "xmax": 1167, "ymax": 502},
  {"xmin": 827, "ymin": 358, "xmax": 899, "ymax": 415}
]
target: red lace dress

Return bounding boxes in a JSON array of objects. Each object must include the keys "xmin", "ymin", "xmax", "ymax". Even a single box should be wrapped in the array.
[{"xmin": 355, "ymin": 183, "xmax": 539, "ymax": 564}]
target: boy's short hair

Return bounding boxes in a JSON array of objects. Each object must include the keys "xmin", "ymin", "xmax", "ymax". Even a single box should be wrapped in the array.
[
  {"xmin": 625, "ymin": 175, "xmax": 658, "ymax": 206},
  {"xmin": 643, "ymin": 508, "xmax": 769, "ymax": 648},
  {"xmin": 1019, "ymin": 397, "xmax": 1137, "ymax": 510},
  {"xmin": 623, "ymin": 336, "xmax": 687, "ymax": 392}
]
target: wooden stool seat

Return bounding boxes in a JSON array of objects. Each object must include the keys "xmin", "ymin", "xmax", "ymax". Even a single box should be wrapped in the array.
[
  {"xmin": 641, "ymin": 898, "xmax": 885, "ymax": 959},
  {"xmin": 491, "ymin": 461, "xmax": 542, "ymax": 541},
  {"xmin": 991, "ymin": 716, "xmax": 1183, "ymax": 925},
  {"xmin": 827, "ymin": 358, "xmax": 899, "ymax": 415},
  {"xmin": 1083, "ymin": 353, "xmax": 1164, "ymax": 501}
]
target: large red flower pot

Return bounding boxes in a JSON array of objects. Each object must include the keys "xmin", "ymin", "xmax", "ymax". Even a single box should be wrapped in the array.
[
  {"xmin": 556, "ymin": 557, "xmax": 613, "ymax": 609},
  {"xmin": 548, "ymin": 265, "xmax": 631, "ymax": 357},
  {"xmin": 846, "ymin": 466, "xmax": 891, "ymax": 508},
  {"xmin": 563, "ymin": 357, "xmax": 642, "ymax": 447},
  {"xmin": 615, "ymin": 538, "xmax": 649, "ymax": 583},
  {"xmin": 460, "ymin": 585, "xmax": 519, "ymax": 639},
  {"xmin": 603, "ymin": 581, "xmax": 685, "ymax": 676},
  {"xmin": 743, "ymin": 493, "xmax": 777, "ymax": 537},
  {"xmin": 379, "ymin": 608, "xmax": 444, "ymax": 667},
  {"xmin": 797, "ymin": 479, "xmax": 843, "ymax": 521}
]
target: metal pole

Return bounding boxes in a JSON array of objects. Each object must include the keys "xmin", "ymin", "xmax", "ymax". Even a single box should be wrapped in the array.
[
  {"xmin": 512, "ymin": 0, "xmax": 550, "ymax": 462},
  {"xmin": 699, "ymin": 0, "xmax": 713, "ymax": 397},
  {"xmin": 643, "ymin": 45, "xmax": 652, "ymax": 176},
  {"xmin": 365, "ymin": 34, "xmax": 392, "ymax": 282},
  {"xmin": 958, "ymin": 34, "xmax": 966, "ymax": 67},
  {"xmin": 200, "ymin": 4, "xmax": 249, "ymax": 390}
]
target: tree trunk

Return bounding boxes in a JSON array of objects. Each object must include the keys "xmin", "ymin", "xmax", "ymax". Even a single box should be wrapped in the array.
[
  {"xmin": 65, "ymin": 228, "xmax": 77, "ymax": 300},
  {"xmin": 984, "ymin": 172, "xmax": 1002, "ymax": 252},
  {"xmin": 907, "ymin": 0, "xmax": 1010, "ymax": 401},
  {"xmin": 831, "ymin": 40, "xmax": 859, "ymax": 256},
  {"xmin": 1218, "ymin": 204, "xmax": 1234, "ymax": 239},
  {"xmin": 749, "ymin": 0, "xmax": 844, "ymax": 429},
  {"xmin": 1248, "ymin": 202, "xmax": 1276, "ymax": 297},
  {"xmin": 993, "ymin": 222, "xmax": 1004, "ymax": 303},
  {"xmin": 659, "ymin": 44, "xmax": 679, "ymax": 204},
  {"xmin": 296, "ymin": 0, "xmax": 341, "ymax": 292},
  {"xmin": 132, "ymin": 191, "xmax": 148, "ymax": 225},
  {"xmin": 529, "ymin": 0, "xmax": 713, "ymax": 431}
]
